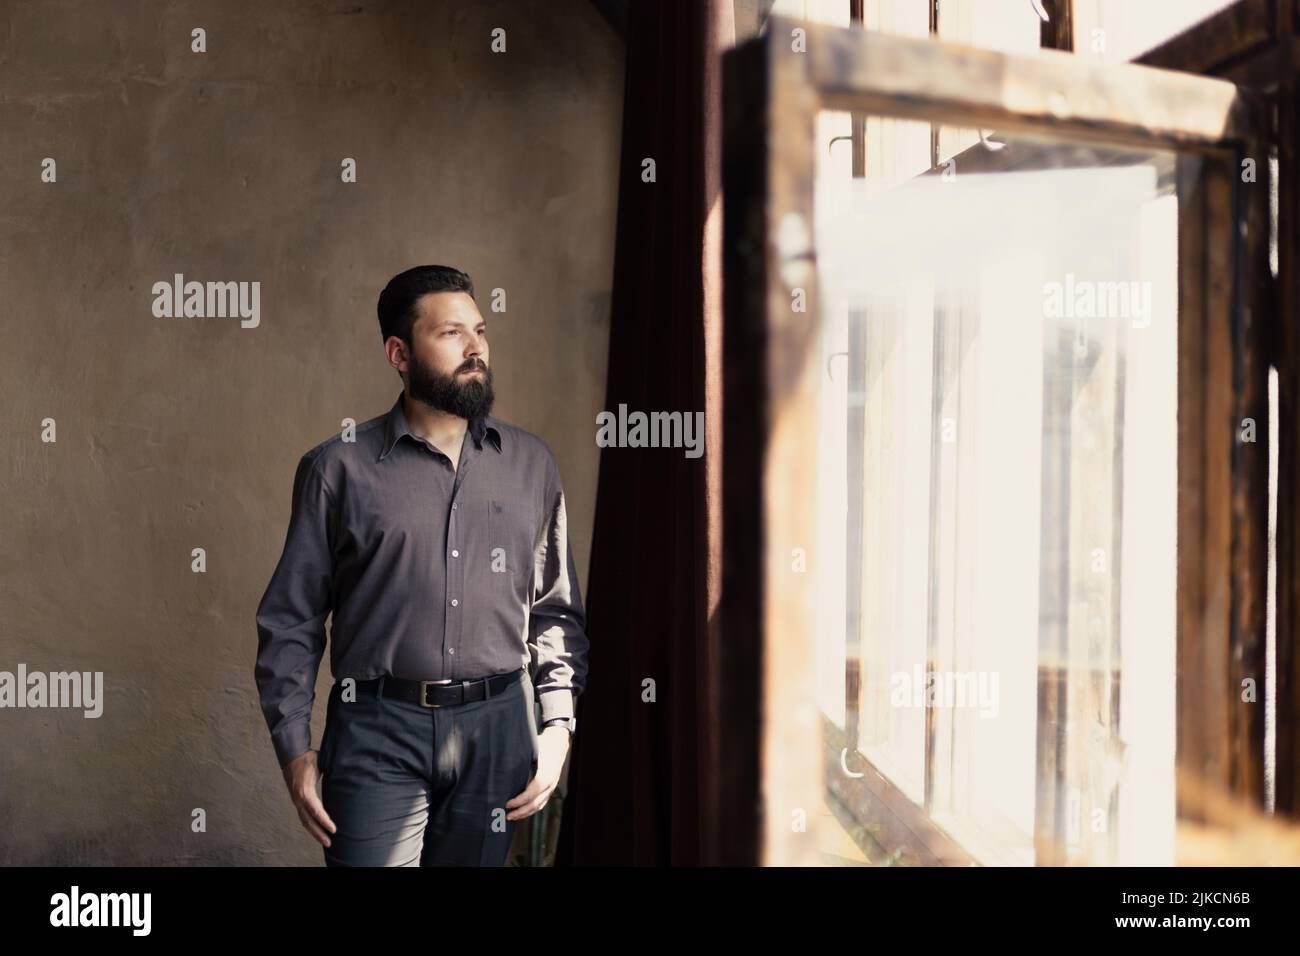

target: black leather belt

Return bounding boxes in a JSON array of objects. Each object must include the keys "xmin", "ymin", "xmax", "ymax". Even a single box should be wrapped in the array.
[{"xmin": 349, "ymin": 667, "xmax": 524, "ymax": 708}]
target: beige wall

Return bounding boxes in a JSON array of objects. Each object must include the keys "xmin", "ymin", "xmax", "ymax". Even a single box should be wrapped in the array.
[{"xmin": 0, "ymin": 0, "xmax": 620, "ymax": 864}]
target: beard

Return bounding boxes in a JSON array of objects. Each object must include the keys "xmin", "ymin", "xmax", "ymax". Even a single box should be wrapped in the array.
[{"xmin": 407, "ymin": 349, "xmax": 495, "ymax": 422}]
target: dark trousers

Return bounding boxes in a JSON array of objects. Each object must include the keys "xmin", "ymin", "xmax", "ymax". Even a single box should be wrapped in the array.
[{"xmin": 319, "ymin": 666, "xmax": 539, "ymax": 866}]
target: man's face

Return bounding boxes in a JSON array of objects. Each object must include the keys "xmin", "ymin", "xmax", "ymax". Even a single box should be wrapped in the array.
[{"xmin": 400, "ymin": 291, "xmax": 494, "ymax": 421}]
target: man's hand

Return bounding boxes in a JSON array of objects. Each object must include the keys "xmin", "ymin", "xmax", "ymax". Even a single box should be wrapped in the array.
[
  {"xmin": 504, "ymin": 725, "xmax": 570, "ymax": 821},
  {"xmin": 282, "ymin": 749, "xmax": 338, "ymax": 848}
]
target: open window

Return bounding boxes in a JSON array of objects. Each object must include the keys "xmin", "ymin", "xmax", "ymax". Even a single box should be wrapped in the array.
[{"xmin": 719, "ymin": 15, "xmax": 1272, "ymax": 865}]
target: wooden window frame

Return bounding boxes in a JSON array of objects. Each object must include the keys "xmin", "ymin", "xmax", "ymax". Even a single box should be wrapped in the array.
[
  {"xmin": 718, "ymin": 14, "xmax": 1271, "ymax": 865},
  {"xmin": 848, "ymin": 1, "xmax": 1074, "ymax": 172},
  {"xmin": 1136, "ymin": 0, "xmax": 1300, "ymax": 829}
]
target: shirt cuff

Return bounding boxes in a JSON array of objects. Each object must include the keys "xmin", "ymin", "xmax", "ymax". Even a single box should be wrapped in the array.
[
  {"xmin": 272, "ymin": 722, "xmax": 312, "ymax": 770},
  {"xmin": 537, "ymin": 689, "xmax": 575, "ymax": 724}
]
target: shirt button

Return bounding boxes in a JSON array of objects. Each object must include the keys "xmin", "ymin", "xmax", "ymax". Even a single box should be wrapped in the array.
[
  {"xmin": 452, "ymin": 550, "xmax": 459, "ymax": 557},
  {"xmin": 449, "ymin": 648, "xmax": 455, "ymax": 655},
  {"xmin": 450, "ymin": 599, "xmax": 459, "ymax": 607},
  {"xmin": 451, "ymin": 503, "xmax": 458, "ymax": 510}
]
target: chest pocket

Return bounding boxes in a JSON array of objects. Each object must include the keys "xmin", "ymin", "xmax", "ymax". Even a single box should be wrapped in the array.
[{"xmin": 486, "ymin": 498, "xmax": 538, "ymax": 590}]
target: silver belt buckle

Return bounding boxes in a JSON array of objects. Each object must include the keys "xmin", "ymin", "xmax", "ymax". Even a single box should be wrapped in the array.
[{"xmin": 419, "ymin": 678, "xmax": 454, "ymax": 708}]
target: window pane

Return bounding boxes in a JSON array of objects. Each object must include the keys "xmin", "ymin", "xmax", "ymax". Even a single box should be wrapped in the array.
[
  {"xmin": 813, "ymin": 112, "xmax": 1182, "ymax": 865},
  {"xmin": 768, "ymin": 0, "xmax": 851, "ymax": 28},
  {"xmin": 935, "ymin": 0, "xmax": 1042, "ymax": 55},
  {"xmin": 862, "ymin": 0, "xmax": 930, "ymax": 39},
  {"xmin": 1073, "ymin": 0, "xmax": 1242, "ymax": 62}
]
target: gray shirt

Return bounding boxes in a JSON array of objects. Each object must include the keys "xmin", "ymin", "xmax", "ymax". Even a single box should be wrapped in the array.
[{"xmin": 254, "ymin": 391, "xmax": 589, "ymax": 768}]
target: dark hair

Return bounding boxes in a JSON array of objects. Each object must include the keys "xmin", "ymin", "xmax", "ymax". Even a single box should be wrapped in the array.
[{"xmin": 377, "ymin": 265, "xmax": 475, "ymax": 344}]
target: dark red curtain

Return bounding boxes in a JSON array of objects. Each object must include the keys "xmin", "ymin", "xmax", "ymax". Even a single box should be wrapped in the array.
[{"xmin": 555, "ymin": 0, "xmax": 733, "ymax": 865}]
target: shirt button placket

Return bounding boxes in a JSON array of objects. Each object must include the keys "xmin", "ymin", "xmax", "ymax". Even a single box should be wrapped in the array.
[
  {"xmin": 445, "ymin": 445, "xmax": 474, "ymax": 670},
  {"xmin": 446, "ymin": 497, "xmax": 458, "ymax": 671},
  {"xmin": 447, "ymin": 497, "xmax": 463, "ymax": 668}
]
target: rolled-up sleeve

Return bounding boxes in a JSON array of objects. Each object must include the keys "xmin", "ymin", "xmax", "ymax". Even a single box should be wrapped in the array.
[
  {"xmin": 254, "ymin": 453, "xmax": 336, "ymax": 768},
  {"xmin": 530, "ymin": 455, "xmax": 590, "ymax": 725}
]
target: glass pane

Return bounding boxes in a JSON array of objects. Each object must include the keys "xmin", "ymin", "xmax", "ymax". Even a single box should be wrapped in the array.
[
  {"xmin": 768, "ymin": 0, "xmax": 851, "ymax": 28},
  {"xmin": 862, "ymin": 0, "xmax": 931, "ymax": 39},
  {"xmin": 934, "ymin": 0, "xmax": 1042, "ymax": 55},
  {"xmin": 813, "ymin": 112, "xmax": 1183, "ymax": 865},
  {"xmin": 1073, "ymin": 0, "xmax": 1242, "ymax": 62}
]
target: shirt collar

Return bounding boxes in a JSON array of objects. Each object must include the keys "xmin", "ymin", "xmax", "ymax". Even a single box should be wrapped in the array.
[{"xmin": 379, "ymin": 392, "xmax": 502, "ymax": 462}]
